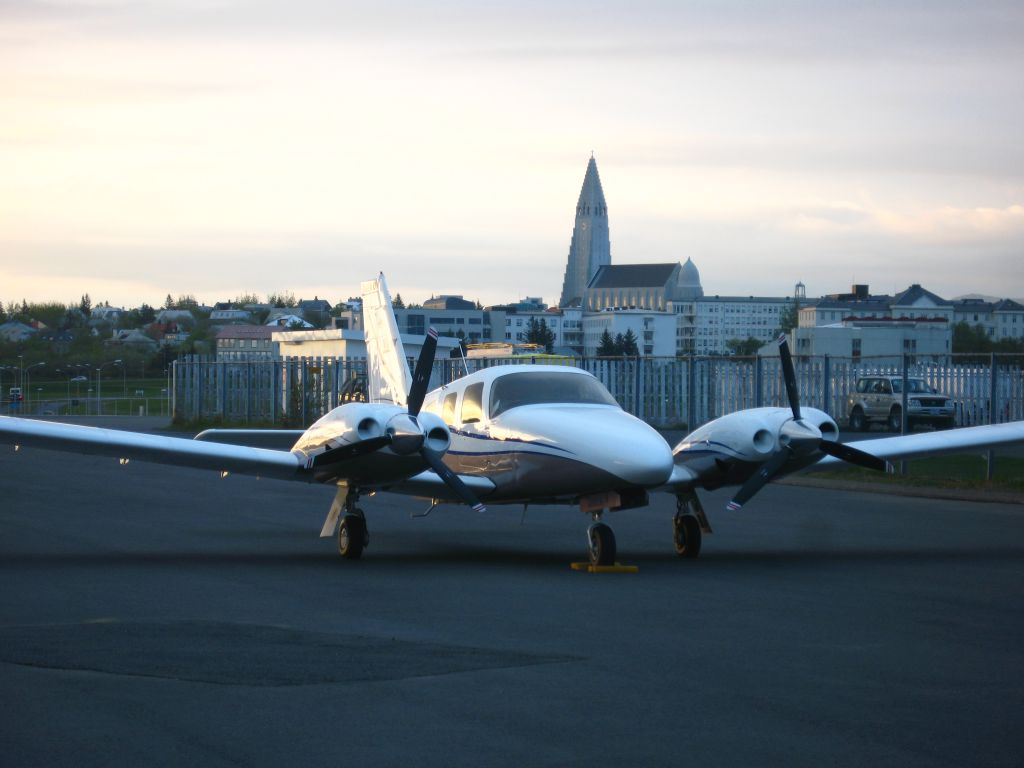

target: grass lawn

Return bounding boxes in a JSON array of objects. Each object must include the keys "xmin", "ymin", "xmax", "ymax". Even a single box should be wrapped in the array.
[
  {"xmin": 811, "ymin": 453, "xmax": 1024, "ymax": 494},
  {"xmin": 8, "ymin": 377, "xmax": 171, "ymax": 417}
]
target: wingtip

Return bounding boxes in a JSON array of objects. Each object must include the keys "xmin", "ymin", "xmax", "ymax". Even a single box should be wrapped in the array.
[
  {"xmin": 472, "ymin": 503, "xmax": 486, "ymax": 513},
  {"xmin": 726, "ymin": 501, "xmax": 742, "ymax": 512}
]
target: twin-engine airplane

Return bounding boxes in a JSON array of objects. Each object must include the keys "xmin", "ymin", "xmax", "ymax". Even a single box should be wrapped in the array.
[{"xmin": 2, "ymin": 274, "xmax": 1024, "ymax": 566}]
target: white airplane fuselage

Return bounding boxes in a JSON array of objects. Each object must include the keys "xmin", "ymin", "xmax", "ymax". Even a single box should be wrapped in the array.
[{"xmin": 418, "ymin": 365, "xmax": 674, "ymax": 504}]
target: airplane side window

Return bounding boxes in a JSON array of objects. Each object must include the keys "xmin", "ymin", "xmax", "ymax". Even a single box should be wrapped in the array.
[
  {"xmin": 421, "ymin": 394, "xmax": 441, "ymax": 416},
  {"xmin": 461, "ymin": 382, "xmax": 484, "ymax": 424},
  {"xmin": 442, "ymin": 392, "xmax": 457, "ymax": 424}
]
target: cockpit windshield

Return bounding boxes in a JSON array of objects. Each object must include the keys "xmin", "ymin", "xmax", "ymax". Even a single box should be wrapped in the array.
[{"xmin": 489, "ymin": 371, "xmax": 619, "ymax": 418}]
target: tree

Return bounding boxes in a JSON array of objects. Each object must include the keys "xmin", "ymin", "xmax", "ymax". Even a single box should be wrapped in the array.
[
  {"xmin": 525, "ymin": 317, "xmax": 555, "ymax": 353},
  {"xmin": 26, "ymin": 302, "xmax": 68, "ymax": 329},
  {"xmin": 233, "ymin": 293, "xmax": 262, "ymax": 306},
  {"xmin": 137, "ymin": 303, "xmax": 156, "ymax": 325},
  {"xmin": 266, "ymin": 291, "xmax": 296, "ymax": 308},
  {"xmin": 596, "ymin": 328, "xmax": 617, "ymax": 356},
  {"xmin": 392, "ymin": 293, "xmax": 406, "ymax": 309},
  {"xmin": 79, "ymin": 294, "xmax": 92, "ymax": 317},
  {"xmin": 952, "ymin": 321, "xmax": 992, "ymax": 354},
  {"xmin": 726, "ymin": 337, "xmax": 764, "ymax": 356},
  {"xmin": 776, "ymin": 298, "xmax": 799, "ymax": 336},
  {"xmin": 163, "ymin": 294, "xmax": 174, "ymax": 310},
  {"xmin": 176, "ymin": 294, "xmax": 200, "ymax": 309},
  {"xmin": 621, "ymin": 328, "xmax": 639, "ymax": 357}
]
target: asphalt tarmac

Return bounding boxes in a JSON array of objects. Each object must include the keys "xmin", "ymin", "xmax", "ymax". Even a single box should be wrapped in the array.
[{"xmin": 1, "ymin": 439, "xmax": 1022, "ymax": 767}]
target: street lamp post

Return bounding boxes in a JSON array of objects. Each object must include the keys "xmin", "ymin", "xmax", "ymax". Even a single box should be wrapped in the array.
[
  {"xmin": 96, "ymin": 359, "xmax": 122, "ymax": 417},
  {"xmin": 24, "ymin": 362, "xmax": 45, "ymax": 412}
]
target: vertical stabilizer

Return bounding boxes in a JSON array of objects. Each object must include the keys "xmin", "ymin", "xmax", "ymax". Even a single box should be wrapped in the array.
[{"xmin": 360, "ymin": 273, "xmax": 411, "ymax": 406}]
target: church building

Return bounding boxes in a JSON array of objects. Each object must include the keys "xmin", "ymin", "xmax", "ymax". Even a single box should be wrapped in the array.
[{"xmin": 558, "ymin": 156, "xmax": 612, "ymax": 307}]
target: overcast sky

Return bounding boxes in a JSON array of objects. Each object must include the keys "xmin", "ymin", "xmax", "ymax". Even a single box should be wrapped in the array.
[{"xmin": 2, "ymin": 0, "xmax": 1022, "ymax": 309}]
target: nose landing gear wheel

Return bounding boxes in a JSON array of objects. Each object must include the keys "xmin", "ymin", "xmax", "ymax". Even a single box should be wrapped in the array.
[
  {"xmin": 338, "ymin": 513, "xmax": 368, "ymax": 559},
  {"xmin": 588, "ymin": 522, "xmax": 616, "ymax": 566}
]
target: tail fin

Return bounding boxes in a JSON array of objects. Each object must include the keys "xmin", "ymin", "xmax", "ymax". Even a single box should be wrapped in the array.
[{"xmin": 360, "ymin": 273, "xmax": 411, "ymax": 406}]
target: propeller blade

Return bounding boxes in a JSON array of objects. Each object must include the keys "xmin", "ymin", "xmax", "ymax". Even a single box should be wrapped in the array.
[
  {"xmin": 421, "ymin": 448, "xmax": 487, "ymax": 513},
  {"xmin": 406, "ymin": 327, "xmax": 438, "ymax": 417},
  {"xmin": 309, "ymin": 435, "xmax": 392, "ymax": 469},
  {"xmin": 726, "ymin": 448, "xmax": 791, "ymax": 511},
  {"xmin": 819, "ymin": 440, "xmax": 889, "ymax": 472},
  {"xmin": 776, "ymin": 333, "xmax": 801, "ymax": 422}
]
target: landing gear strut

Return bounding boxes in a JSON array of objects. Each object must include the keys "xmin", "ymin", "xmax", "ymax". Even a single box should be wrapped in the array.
[
  {"xmin": 321, "ymin": 483, "xmax": 370, "ymax": 560},
  {"xmin": 674, "ymin": 492, "xmax": 710, "ymax": 559}
]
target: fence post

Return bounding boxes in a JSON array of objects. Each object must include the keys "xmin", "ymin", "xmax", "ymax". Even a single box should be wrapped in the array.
[
  {"xmin": 987, "ymin": 352, "xmax": 997, "ymax": 480},
  {"xmin": 754, "ymin": 355, "xmax": 762, "ymax": 408},
  {"xmin": 634, "ymin": 358, "xmax": 642, "ymax": 419},
  {"xmin": 686, "ymin": 355, "xmax": 696, "ymax": 430},
  {"xmin": 822, "ymin": 354, "xmax": 830, "ymax": 416},
  {"xmin": 900, "ymin": 354, "xmax": 909, "ymax": 475}
]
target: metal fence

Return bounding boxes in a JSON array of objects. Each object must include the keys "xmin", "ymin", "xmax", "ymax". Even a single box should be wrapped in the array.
[{"xmin": 171, "ymin": 353, "xmax": 1024, "ymax": 430}]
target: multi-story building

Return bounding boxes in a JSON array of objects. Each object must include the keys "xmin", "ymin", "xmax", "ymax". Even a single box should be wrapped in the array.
[
  {"xmin": 800, "ymin": 284, "xmax": 953, "ymax": 327},
  {"xmin": 780, "ymin": 283, "xmax": 954, "ymax": 364},
  {"xmin": 952, "ymin": 297, "xmax": 1024, "ymax": 341},
  {"xmin": 273, "ymin": 329, "xmax": 461, "ymax": 361},
  {"xmin": 781, "ymin": 320, "xmax": 952, "ymax": 365},
  {"xmin": 693, "ymin": 295, "xmax": 791, "ymax": 355},
  {"xmin": 579, "ymin": 258, "xmax": 790, "ymax": 356},
  {"xmin": 582, "ymin": 310, "xmax": 677, "ymax": 357},
  {"xmin": 215, "ymin": 325, "xmax": 276, "ymax": 361}
]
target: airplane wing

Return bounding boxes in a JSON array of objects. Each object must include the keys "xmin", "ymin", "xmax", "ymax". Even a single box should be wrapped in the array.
[
  {"xmin": 656, "ymin": 463, "xmax": 701, "ymax": 493},
  {"xmin": 0, "ymin": 416, "xmax": 306, "ymax": 481},
  {"xmin": 805, "ymin": 422, "xmax": 1024, "ymax": 471}
]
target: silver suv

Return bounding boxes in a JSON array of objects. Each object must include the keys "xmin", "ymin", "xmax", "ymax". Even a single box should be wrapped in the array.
[{"xmin": 847, "ymin": 376, "xmax": 955, "ymax": 432}]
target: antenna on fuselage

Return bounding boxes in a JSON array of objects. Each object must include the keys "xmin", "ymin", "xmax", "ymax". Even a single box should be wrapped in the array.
[{"xmin": 457, "ymin": 340, "xmax": 470, "ymax": 377}]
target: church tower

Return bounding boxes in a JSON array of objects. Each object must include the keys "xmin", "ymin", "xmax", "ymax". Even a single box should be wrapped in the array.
[{"xmin": 559, "ymin": 155, "xmax": 611, "ymax": 307}]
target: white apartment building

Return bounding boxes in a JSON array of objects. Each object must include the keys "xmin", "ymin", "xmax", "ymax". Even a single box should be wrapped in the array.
[
  {"xmin": 582, "ymin": 310, "xmax": 677, "ymax": 357},
  {"xmin": 690, "ymin": 296, "xmax": 790, "ymax": 355},
  {"xmin": 952, "ymin": 298, "xmax": 1024, "ymax": 341}
]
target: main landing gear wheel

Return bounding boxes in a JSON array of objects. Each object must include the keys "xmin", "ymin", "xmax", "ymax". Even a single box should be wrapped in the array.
[
  {"xmin": 588, "ymin": 522, "xmax": 616, "ymax": 567},
  {"xmin": 673, "ymin": 514, "xmax": 702, "ymax": 559},
  {"xmin": 338, "ymin": 513, "xmax": 368, "ymax": 559}
]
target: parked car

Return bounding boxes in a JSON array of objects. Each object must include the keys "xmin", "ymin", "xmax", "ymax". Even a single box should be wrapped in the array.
[
  {"xmin": 847, "ymin": 376, "xmax": 955, "ymax": 432},
  {"xmin": 70, "ymin": 375, "xmax": 88, "ymax": 383}
]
